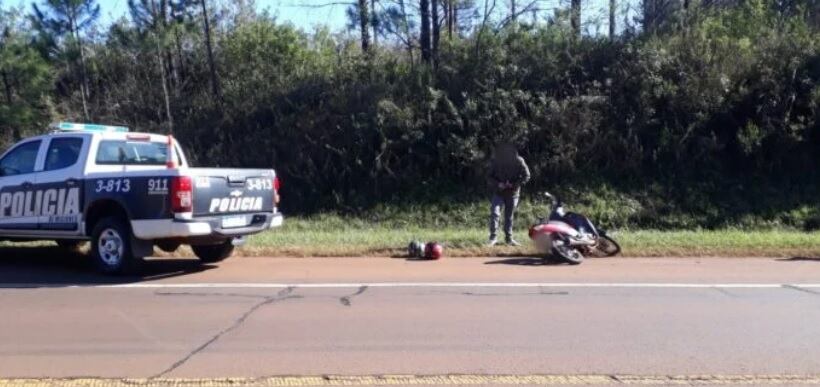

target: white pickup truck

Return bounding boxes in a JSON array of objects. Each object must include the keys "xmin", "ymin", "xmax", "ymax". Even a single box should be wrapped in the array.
[{"xmin": 0, "ymin": 122, "xmax": 283, "ymax": 274}]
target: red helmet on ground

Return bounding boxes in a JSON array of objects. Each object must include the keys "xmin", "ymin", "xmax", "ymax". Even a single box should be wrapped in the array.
[{"xmin": 424, "ymin": 242, "xmax": 443, "ymax": 260}]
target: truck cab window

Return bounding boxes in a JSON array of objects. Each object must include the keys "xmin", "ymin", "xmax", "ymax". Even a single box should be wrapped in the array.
[
  {"xmin": 45, "ymin": 138, "xmax": 83, "ymax": 171},
  {"xmin": 96, "ymin": 140, "xmax": 168, "ymax": 165},
  {"xmin": 0, "ymin": 140, "xmax": 41, "ymax": 176}
]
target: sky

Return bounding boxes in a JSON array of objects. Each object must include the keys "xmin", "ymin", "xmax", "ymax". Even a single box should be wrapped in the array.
[
  {"xmin": 5, "ymin": 0, "xmax": 351, "ymax": 30},
  {"xmin": 6, "ymin": 0, "xmax": 622, "ymax": 34}
]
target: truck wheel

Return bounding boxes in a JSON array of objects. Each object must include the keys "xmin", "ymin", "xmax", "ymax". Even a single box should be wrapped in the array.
[
  {"xmin": 90, "ymin": 217, "xmax": 140, "ymax": 275},
  {"xmin": 192, "ymin": 241, "xmax": 235, "ymax": 263}
]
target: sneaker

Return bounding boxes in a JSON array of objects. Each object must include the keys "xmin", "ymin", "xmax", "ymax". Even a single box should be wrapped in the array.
[
  {"xmin": 506, "ymin": 238, "xmax": 521, "ymax": 246},
  {"xmin": 488, "ymin": 238, "xmax": 499, "ymax": 247}
]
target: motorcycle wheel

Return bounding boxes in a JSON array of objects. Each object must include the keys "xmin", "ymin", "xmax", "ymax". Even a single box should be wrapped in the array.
[
  {"xmin": 551, "ymin": 237, "xmax": 584, "ymax": 265},
  {"xmin": 595, "ymin": 235, "xmax": 621, "ymax": 257}
]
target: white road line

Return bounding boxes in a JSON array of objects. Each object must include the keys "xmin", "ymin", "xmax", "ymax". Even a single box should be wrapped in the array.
[{"xmin": 1, "ymin": 282, "xmax": 818, "ymax": 289}]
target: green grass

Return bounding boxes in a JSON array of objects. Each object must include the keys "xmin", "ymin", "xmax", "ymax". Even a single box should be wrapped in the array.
[
  {"xmin": 286, "ymin": 182, "xmax": 820, "ymax": 231},
  {"xmin": 4, "ymin": 215, "xmax": 820, "ymax": 258},
  {"xmin": 236, "ymin": 216, "xmax": 820, "ymax": 258}
]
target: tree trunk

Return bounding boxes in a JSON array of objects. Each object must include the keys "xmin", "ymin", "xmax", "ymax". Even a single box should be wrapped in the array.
[
  {"xmin": 398, "ymin": 0, "xmax": 414, "ymax": 62},
  {"xmin": 169, "ymin": 2, "xmax": 186, "ymax": 90},
  {"xmin": 432, "ymin": 0, "xmax": 439, "ymax": 63},
  {"xmin": 814, "ymin": 6, "xmax": 820, "ymax": 30},
  {"xmin": 609, "ymin": 0, "xmax": 616, "ymax": 38},
  {"xmin": 371, "ymin": 0, "xmax": 378, "ymax": 47},
  {"xmin": 151, "ymin": 0, "xmax": 174, "ymax": 131},
  {"xmin": 3, "ymin": 70, "xmax": 18, "ymax": 140},
  {"xmin": 571, "ymin": 0, "xmax": 582, "ymax": 37},
  {"xmin": 443, "ymin": 1, "xmax": 448, "ymax": 35},
  {"xmin": 444, "ymin": 0, "xmax": 451, "ymax": 38},
  {"xmin": 420, "ymin": 0, "xmax": 431, "ymax": 63},
  {"xmin": 358, "ymin": 0, "xmax": 371, "ymax": 53},
  {"xmin": 158, "ymin": 0, "xmax": 177, "ymax": 91},
  {"xmin": 155, "ymin": 32, "xmax": 174, "ymax": 134},
  {"xmin": 510, "ymin": 0, "xmax": 516, "ymax": 23},
  {"xmin": 69, "ymin": 12, "xmax": 90, "ymax": 120},
  {"xmin": 452, "ymin": 0, "xmax": 457, "ymax": 35},
  {"xmin": 2, "ymin": 70, "xmax": 13, "ymax": 105},
  {"xmin": 643, "ymin": 0, "xmax": 655, "ymax": 34},
  {"xmin": 200, "ymin": 0, "xmax": 223, "ymax": 108},
  {"xmin": 76, "ymin": 40, "xmax": 90, "ymax": 120}
]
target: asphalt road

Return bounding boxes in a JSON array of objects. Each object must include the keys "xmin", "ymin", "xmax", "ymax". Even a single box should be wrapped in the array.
[{"xmin": 2, "ymin": 246, "xmax": 820, "ymax": 385}]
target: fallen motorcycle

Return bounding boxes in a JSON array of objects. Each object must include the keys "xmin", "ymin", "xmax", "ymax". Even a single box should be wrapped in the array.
[{"xmin": 528, "ymin": 192, "xmax": 621, "ymax": 264}]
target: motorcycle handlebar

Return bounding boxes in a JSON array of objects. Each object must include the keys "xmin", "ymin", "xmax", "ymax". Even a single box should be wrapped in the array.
[{"xmin": 543, "ymin": 192, "xmax": 559, "ymax": 206}]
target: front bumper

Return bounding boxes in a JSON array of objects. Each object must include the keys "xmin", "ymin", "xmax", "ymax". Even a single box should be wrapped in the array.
[{"xmin": 132, "ymin": 212, "xmax": 283, "ymax": 240}]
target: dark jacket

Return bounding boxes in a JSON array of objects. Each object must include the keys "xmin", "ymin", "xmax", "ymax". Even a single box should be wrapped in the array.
[{"xmin": 487, "ymin": 154, "xmax": 531, "ymax": 196}]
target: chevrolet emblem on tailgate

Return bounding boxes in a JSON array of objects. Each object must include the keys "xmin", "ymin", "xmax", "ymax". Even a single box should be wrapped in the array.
[{"xmin": 230, "ymin": 190, "xmax": 243, "ymax": 197}]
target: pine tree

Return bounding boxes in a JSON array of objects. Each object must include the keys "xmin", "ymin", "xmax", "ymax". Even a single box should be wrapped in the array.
[
  {"xmin": 420, "ymin": 0, "xmax": 431, "ymax": 63},
  {"xmin": 0, "ymin": 7, "xmax": 51, "ymax": 142},
  {"xmin": 31, "ymin": 0, "xmax": 99, "ymax": 120},
  {"xmin": 570, "ymin": 0, "xmax": 581, "ymax": 37},
  {"xmin": 358, "ymin": 0, "xmax": 371, "ymax": 54}
]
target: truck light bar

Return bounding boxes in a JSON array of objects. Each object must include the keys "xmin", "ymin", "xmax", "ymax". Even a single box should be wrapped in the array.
[{"xmin": 50, "ymin": 122, "xmax": 129, "ymax": 133}]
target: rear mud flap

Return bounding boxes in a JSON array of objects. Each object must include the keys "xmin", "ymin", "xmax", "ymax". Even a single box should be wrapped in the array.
[{"xmin": 131, "ymin": 235, "xmax": 154, "ymax": 258}]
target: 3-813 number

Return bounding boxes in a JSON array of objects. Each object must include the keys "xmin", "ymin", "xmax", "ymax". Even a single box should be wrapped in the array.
[
  {"xmin": 95, "ymin": 179, "xmax": 131, "ymax": 193},
  {"xmin": 247, "ymin": 178, "xmax": 273, "ymax": 191}
]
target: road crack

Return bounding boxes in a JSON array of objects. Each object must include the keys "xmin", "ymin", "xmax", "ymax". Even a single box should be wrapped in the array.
[
  {"xmin": 340, "ymin": 285, "xmax": 368, "ymax": 306},
  {"xmin": 151, "ymin": 286, "xmax": 298, "ymax": 379},
  {"xmin": 783, "ymin": 284, "xmax": 820, "ymax": 295},
  {"xmin": 712, "ymin": 287, "xmax": 740, "ymax": 298}
]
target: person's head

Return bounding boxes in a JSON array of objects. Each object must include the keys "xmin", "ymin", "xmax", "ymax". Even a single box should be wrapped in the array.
[{"xmin": 495, "ymin": 142, "xmax": 518, "ymax": 161}]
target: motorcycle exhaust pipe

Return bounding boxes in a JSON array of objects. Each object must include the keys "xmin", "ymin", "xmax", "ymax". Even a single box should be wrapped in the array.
[{"xmin": 569, "ymin": 237, "xmax": 597, "ymax": 247}]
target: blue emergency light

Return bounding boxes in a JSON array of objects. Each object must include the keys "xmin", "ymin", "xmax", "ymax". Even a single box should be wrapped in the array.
[{"xmin": 51, "ymin": 122, "xmax": 129, "ymax": 133}]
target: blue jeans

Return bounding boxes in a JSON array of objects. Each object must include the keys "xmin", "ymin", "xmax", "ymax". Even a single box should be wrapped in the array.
[{"xmin": 489, "ymin": 194, "xmax": 519, "ymax": 240}]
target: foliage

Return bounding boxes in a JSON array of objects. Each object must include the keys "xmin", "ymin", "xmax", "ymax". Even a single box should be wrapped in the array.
[
  {"xmin": 0, "ymin": 0, "xmax": 818, "ymax": 229},
  {"xmin": 244, "ymin": 218, "xmax": 820, "ymax": 257},
  {"xmin": 0, "ymin": 7, "xmax": 52, "ymax": 147}
]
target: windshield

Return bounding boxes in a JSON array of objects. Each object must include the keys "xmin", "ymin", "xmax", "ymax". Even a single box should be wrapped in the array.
[{"xmin": 96, "ymin": 140, "xmax": 168, "ymax": 165}]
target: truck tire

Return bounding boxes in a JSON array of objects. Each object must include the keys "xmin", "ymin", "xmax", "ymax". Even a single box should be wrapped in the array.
[
  {"xmin": 90, "ymin": 217, "xmax": 141, "ymax": 275},
  {"xmin": 192, "ymin": 242, "xmax": 235, "ymax": 263}
]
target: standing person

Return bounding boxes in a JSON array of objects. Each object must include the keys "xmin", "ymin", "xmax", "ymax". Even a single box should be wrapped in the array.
[{"xmin": 487, "ymin": 143, "xmax": 531, "ymax": 246}]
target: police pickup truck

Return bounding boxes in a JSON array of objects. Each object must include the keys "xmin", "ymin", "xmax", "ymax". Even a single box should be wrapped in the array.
[{"xmin": 0, "ymin": 123, "xmax": 283, "ymax": 274}]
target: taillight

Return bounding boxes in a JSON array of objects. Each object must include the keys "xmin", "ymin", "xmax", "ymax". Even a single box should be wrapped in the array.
[
  {"xmin": 171, "ymin": 176, "xmax": 193, "ymax": 213},
  {"xmin": 272, "ymin": 176, "xmax": 281, "ymax": 205},
  {"xmin": 166, "ymin": 135, "xmax": 177, "ymax": 169}
]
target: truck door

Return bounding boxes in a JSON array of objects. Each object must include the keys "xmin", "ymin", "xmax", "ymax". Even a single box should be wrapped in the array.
[
  {"xmin": 0, "ymin": 140, "xmax": 44, "ymax": 231},
  {"xmin": 35, "ymin": 136, "xmax": 86, "ymax": 232}
]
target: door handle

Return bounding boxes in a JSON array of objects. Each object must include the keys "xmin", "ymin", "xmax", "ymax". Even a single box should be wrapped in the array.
[
  {"xmin": 21, "ymin": 181, "xmax": 33, "ymax": 188},
  {"xmin": 65, "ymin": 179, "xmax": 78, "ymax": 187}
]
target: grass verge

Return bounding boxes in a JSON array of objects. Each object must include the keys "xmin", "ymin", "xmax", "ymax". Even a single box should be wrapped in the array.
[
  {"xmin": 4, "ymin": 218, "xmax": 820, "ymax": 258},
  {"xmin": 234, "ymin": 217, "xmax": 820, "ymax": 258}
]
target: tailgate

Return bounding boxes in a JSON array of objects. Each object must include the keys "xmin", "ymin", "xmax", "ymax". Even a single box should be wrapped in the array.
[{"xmin": 191, "ymin": 169, "xmax": 276, "ymax": 217}]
